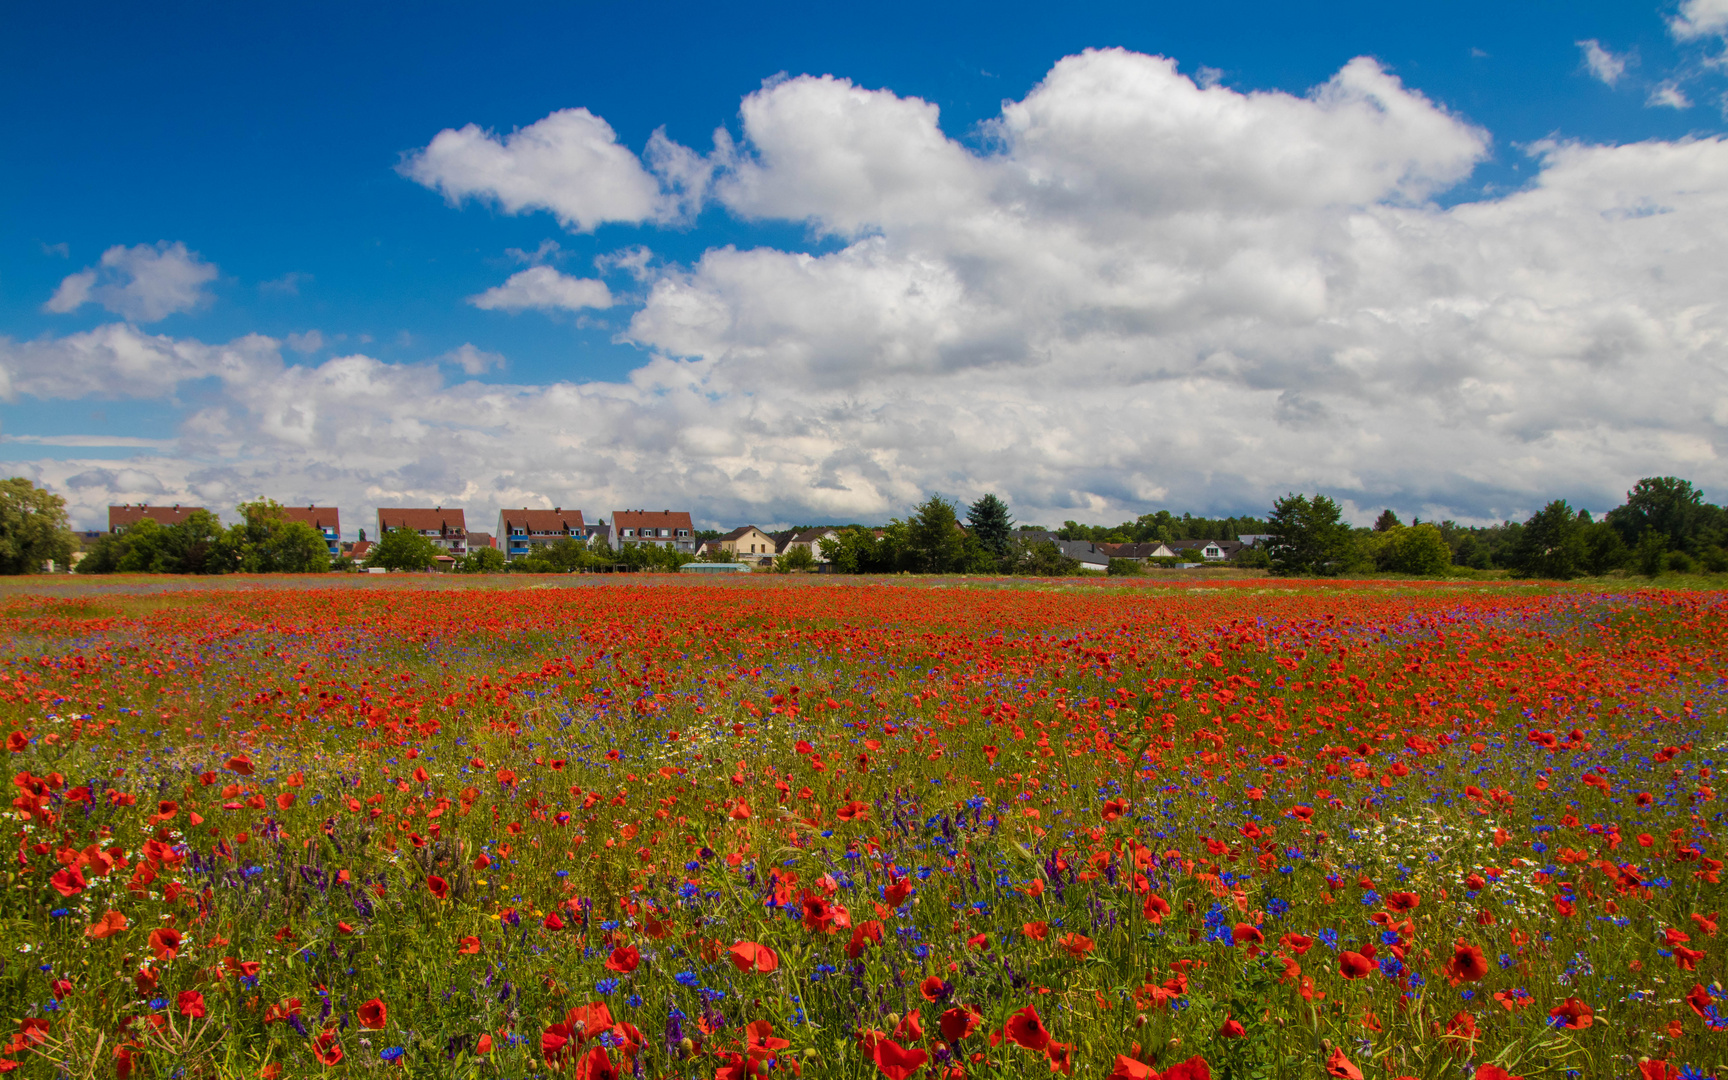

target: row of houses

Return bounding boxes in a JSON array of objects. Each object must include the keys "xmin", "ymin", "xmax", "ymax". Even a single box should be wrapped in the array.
[
  {"xmin": 105, "ymin": 503, "xmax": 697, "ymax": 568},
  {"xmin": 104, "ymin": 504, "xmax": 1268, "ymax": 571}
]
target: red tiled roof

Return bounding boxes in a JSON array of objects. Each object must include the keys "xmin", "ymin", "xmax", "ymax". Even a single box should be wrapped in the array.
[
  {"xmin": 279, "ymin": 506, "xmax": 340, "ymax": 532},
  {"xmin": 499, "ymin": 508, "xmax": 587, "ymax": 533},
  {"xmin": 613, "ymin": 509, "xmax": 693, "ymax": 531},
  {"xmin": 378, "ymin": 507, "xmax": 467, "ymax": 534},
  {"xmin": 466, "ymin": 531, "xmax": 496, "ymax": 549},
  {"xmin": 108, "ymin": 504, "xmax": 205, "ymax": 531}
]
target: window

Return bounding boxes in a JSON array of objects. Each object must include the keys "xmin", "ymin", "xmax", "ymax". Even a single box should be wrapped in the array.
[
  {"xmin": 622, "ymin": 528, "xmax": 635, "ymax": 537},
  {"xmin": 676, "ymin": 529, "xmax": 690, "ymax": 537}
]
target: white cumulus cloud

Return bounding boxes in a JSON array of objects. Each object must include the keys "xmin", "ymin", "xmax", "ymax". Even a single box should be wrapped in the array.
[
  {"xmin": 1670, "ymin": 0, "xmax": 1728, "ymax": 40},
  {"xmin": 401, "ymin": 109, "xmax": 705, "ymax": 232},
  {"xmin": 43, "ymin": 241, "xmax": 218, "ymax": 322},
  {"xmin": 8, "ymin": 50, "xmax": 1728, "ymax": 531},
  {"xmin": 468, "ymin": 266, "xmax": 614, "ymax": 312}
]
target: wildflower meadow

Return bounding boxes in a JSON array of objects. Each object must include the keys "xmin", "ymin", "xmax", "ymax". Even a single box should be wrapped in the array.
[{"xmin": 0, "ymin": 577, "xmax": 1722, "ymax": 1080}]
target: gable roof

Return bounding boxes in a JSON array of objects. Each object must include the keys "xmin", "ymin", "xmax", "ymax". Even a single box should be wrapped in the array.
[
  {"xmin": 108, "ymin": 504, "xmax": 206, "ymax": 531},
  {"xmin": 279, "ymin": 506, "xmax": 340, "ymax": 531},
  {"xmin": 715, "ymin": 525, "xmax": 771, "ymax": 543},
  {"xmin": 348, "ymin": 540, "xmax": 373, "ymax": 559},
  {"xmin": 787, "ymin": 527, "xmax": 838, "ymax": 544},
  {"xmin": 378, "ymin": 507, "xmax": 467, "ymax": 533},
  {"xmin": 499, "ymin": 508, "xmax": 587, "ymax": 533},
  {"xmin": 613, "ymin": 509, "xmax": 693, "ymax": 531},
  {"xmin": 466, "ymin": 531, "xmax": 495, "ymax": 549}
]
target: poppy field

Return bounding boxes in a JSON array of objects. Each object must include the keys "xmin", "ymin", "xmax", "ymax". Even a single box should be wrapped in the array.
[{"xmin": 0, "ymin": 577, "xmax": 1723, "ymax": 1080}]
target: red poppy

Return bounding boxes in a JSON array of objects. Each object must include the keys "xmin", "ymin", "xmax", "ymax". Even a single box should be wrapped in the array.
[
  {"xmin": 891, "ymin": 1010, "xmax": 923, "ymax": 1044},
  {"xmin": 177, "ymin": 991, "xmax": 206, "ymax": 1018},
  {"xmin": 870, "ymin": 1036, "xmax": 928, "ymax": 1080},
  {"xmin": 727, "ymin": 941, "xmax": 779, "ymax": 974},
  {"xmin": 1639, "ymin": 1061, "xmax": 1680, "ymax": 1080},
  {"xmin": 1143, "ymin": 894, "xmax": 1171, "ymax": 923},
  {"xmin": 1219, "ymin": 1017, "xmax": 1245, "ymax": 1038},
  {"xmin": 937, "ymin": 1007, "xmax": 978, "ymax": 1043},
  {"xmin": 148, "ymin": 928, "xmax": 183, "ymax": 962},
  {"xmin": 745, "ymin": 1019, "xmax": 791, "ymax": 1059},
  {"xmin": 1474, "ymin": 1067, "xmax": 1523, "ymax": 1080},
  {"xmin": 1279, "ymin": 932, "xmax": 1313, "ymax": 955},
  {"xmin": 1446, "ymin": 940, "xmax": 1489, "ymax": 982},
  {"xmin": 1046, "ymin": 1041, "xmax": 1074, "ymax": 1075},
  {"xmin": 1548, "ymin": 998, "xmax": 1592, "ymax": 1030},
  {"xmin": 543, "ymin": 911, "xmax": 566, "ymax": 930},
  {"xmin": 1023, "ymin": 921, "xmax": 1049, "ymax": 941},
  {"xmin": 426, "ymin": 876, "xmax": 449, "ymax": 900},
  {"xmin": 1056, "ymin": 932, "xmax": 1094, "ymax": 958},
  {"xmin": 1386, "ymin": 891, "xmax": 1420, "ymax": 912},
  {"xmin": 576, "ymin": 1046, "xmax": 618, "ymax": 1080},
  {"xmin": 1686, "ymin": 983, "xmax": 1714, "ymax": 1018},
  {"xmin": 1004, "ymin": 1006, "xmax": 1051, "ymax": 1052},
  {"xmin": 1339, "ymin": 951, "xmax": 1373, "ymax": 979},
  {"xmin": 225, "ymin": 755, "xmax": 255, "ymax": 776},
  {"xmin": 1673, "ymin": 945, "xmax": 1705, "ymax": 971},
  {"xmin": 919, "ymin": 976, "xmax": 949, "ymax": 1002},
  {"xmin": 458, "ymin": 936, "xmax": 481, "ymax": 954},
  {"xmin": 605, "ymin": 945, "xmax": 640, "ymax": 973},
  {"xmin": 49, "ymin": 869, "xmax": 86, "ymax": 899},
  {"xmin": 1325, "ymin": 1047, "xmax": 1363, "ymax": 1079},
  {"xmin": 85, "ymin": 910, "xmax": 128, "ymax": 940},
  {"xmin": 1102, "ymin": 798, "xmax": 1130, "ymax": 821},
  {"xmin": 1162, "ymin": 1057, "xmax": 1212, "ymax": 1080},
  {"xmin": 1108, "ymin": 1056, "xmax": 1158, "ymax": 1080},
  {"xmin": 357, "ymin": 998, "xmax": 387, "ymax": 1030},
  {"xmin": 1232, "ymin": 924, "xmax": 1264, "ymax": 948},
  {"xmin": 311, "ymin": 1030, "xmax": 343, "ymax": 1066}
]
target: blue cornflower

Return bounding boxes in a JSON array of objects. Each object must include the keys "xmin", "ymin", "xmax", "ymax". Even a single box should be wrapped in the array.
[
  {"xmin": 380, "ymin": 1047, "xmax": 405, "ymax": 1063},
  {"xmin": 674, "ymin": 971, "xmax": 700, "ymax": 988},
  {"xmin": 595, "ymin": 978, "xmax": 620, "ymax": 995}
]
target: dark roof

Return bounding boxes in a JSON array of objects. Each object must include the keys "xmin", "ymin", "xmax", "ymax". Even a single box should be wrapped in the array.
[
  {"xmin": 787, "ymin": 528, "xmax": 837, "ymax": 543},
  {"xmin": 1167, "ymin": 539, "xmax": 1245, "ymax": 556},
  {"xmin": 279, "ymin": 506, "xmax": 340, "ymax": 531},
  {"xmin": 378, "ymin": 507, "xmax": 467, "ymax": 533},
  {"xmin": 715, "ymin": 525, "xmax": 769, "ymax": 543},
  {"xmin": 466, "ymin": 531, "xmax": 495, "ymax": 549},
  {"xmin": 499, "ymin": 508, "xmax": 586, "ymax": 533},
  {"xmin": 1097, "ymin": 542, "xmax": 1168, "ymax": 559},
  {"xmin": 109, "ymin": 504, "xmax": 205, "ymax": 530}
]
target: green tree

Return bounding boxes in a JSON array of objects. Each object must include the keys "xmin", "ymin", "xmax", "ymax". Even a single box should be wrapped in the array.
[
  {"xmin": 1379, "ymin": 523, "xmax": 1452, "ymax": 575},
  {"xmin": 455, "ymin": 546, "xmax": 507, "ymax": 573},
  {"xmin": 1372, "ymin": 509, "xmax": 1402, "ymax": 533},
  {"xmin": 1607, "ymin": 477, "xmax": 1720, "ymax": 555},
  {"xmin": 365, "ymin": 527, "xmax": 441, "ymax": 571},
  {"xmin": 773, "ymin": 544, "xmax": 816, "ymax": 573},
  {"xmin": 1265, "ymin": 494, "xmax": 1352, "ymax": 576},
  {"xmin": 0, "ymin": 477, "xmax": 76, "ymax": 574},
  {"xmin": 228, "ymin": 500, "xmax": 330, "ymax": 573},
  {"xmin": 966, "ymin": 494, "xmax": 1014, "ymax": 559},
  {"xmin": 1580, "ymin": 521, "xmax": 1629, "ymax": 576},
  {"xmin": 1634, "ymin": 528, "xmax": 1669, "ymax": 577},
  {"xmin": 1510, "ymin": 500, "xmax": 1587, "ymax": 579},
  {"xmin": 1008, "ymin": 538, "xmax": 1081, "ymax": 576},
  {"xmin": 907, "ymin": 496, "xmax": 965, "ymax": 573}
]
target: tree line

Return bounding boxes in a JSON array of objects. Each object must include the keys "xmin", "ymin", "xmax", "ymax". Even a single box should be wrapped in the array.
[{"xmin": 1, "ymin": 475, "xmax": 1722, "ymax": 578}]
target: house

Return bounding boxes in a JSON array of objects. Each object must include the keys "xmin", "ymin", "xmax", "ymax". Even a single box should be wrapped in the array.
[
  {"xmin": 611, "ymin": 510, "xmax": 695, "ymax": 553},
  {"xmin": 108, "ymin": 504, "xmax": 206, "ymax": 533},
  {"xmin": 1008, "ymin": 530, "xmax": 1109, "ymax": 571},
  {"xmin": 1166, "ymin": 539, "xmax": 1245, "ymax": 562},
  {"xmin": 279, "ymin": 505, "xmax": 341, "ymax": 557},
  {"xmin": 710, "ymin": 525, "xmax": 780, "ymax": 562},
  {"xmin": 780, "ymin": 528, "xmax": 840, "ymax": 563},
  {"xmin": 495, "ymin": 508, "xmax": 599, "ymax": 562},
  {"xmin": 1096, "ymin": 541, "xmax": 1176, "ymax": 561},
  {"xmin": 347, "ymin": 540, "xmax": 374, "ymax": 565},
  {"xmin": 377, "ymin": 507, "xmax": 468, "ymax": 555},
  {"xmin": 466, "ymin": 531, "xmax": 496, "ymax": 551}
]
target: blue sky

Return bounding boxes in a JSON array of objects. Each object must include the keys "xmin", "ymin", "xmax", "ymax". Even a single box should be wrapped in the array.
[{"xmin": 3, "ymin": 1, "xmax": 1727, "ymax": 532}]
